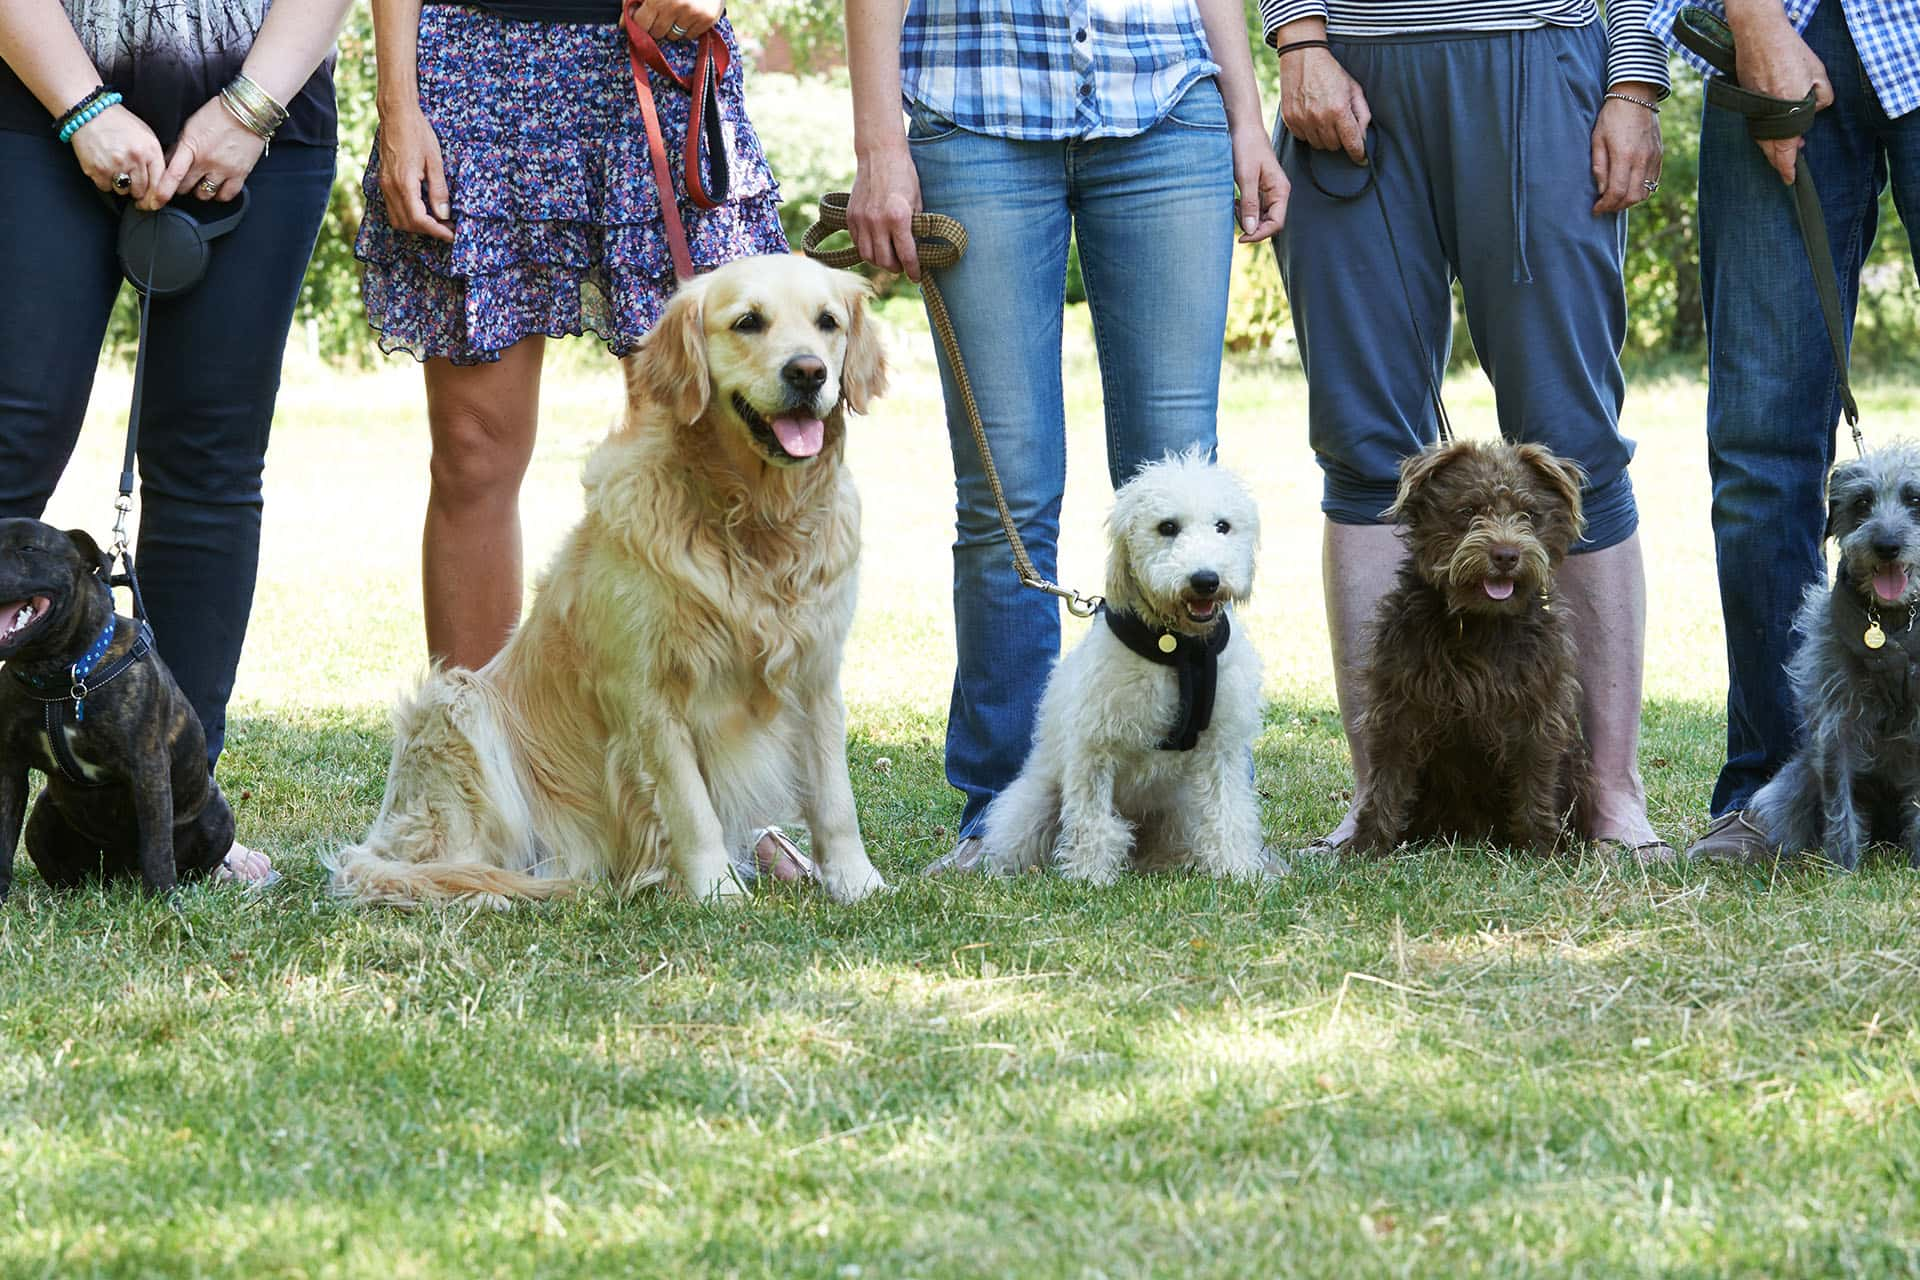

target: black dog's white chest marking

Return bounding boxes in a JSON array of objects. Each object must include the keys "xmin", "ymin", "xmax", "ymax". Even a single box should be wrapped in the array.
[{"xmin": 36, "ymin": 721, "xmax": 105, "ymax": 784}]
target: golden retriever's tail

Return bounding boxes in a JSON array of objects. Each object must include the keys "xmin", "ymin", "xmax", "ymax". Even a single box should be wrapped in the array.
[
  {"xmin": 325, "ymin": 666, "xmax": 576, "ymax": 909},
  {"xmin": 326, "ymin": 843, "xmax": 575, "ymax": 908}
]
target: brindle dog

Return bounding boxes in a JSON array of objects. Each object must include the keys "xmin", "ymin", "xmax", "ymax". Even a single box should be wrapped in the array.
[
  {"xmin": 0, "ymin": 518, "xmax": 231, "ymax": 900},
  {"xmin": 1351, "ymin": 440, "xmax": 1590, "ymax": 856}
]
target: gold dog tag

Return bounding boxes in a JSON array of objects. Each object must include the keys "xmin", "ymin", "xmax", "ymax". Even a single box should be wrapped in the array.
[
  {"xmin": 1157, "ymin": 633, "xmax": 1178, "ymax": 654},
  {"xmin": 1866, "ymin": 621, "xmax": 1887, "ymax": 650}
]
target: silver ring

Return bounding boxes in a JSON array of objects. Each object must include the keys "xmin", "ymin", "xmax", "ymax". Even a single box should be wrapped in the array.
[
  {"xmin": 112, "ymin": 172, "xmax": 131, "ymax": 192},
  {"xmin": 668, "ymin": 21, "xmax": 688, "ymax": 37},
  {"xmin": 1643, "ymin": 178, "xmax": 1661, "ymax": 193}
]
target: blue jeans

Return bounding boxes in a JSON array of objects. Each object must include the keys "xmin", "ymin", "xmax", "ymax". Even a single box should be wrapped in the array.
[
  {"xmin": 0, "ymin": 132, "xmax": 335, "ymax": 767},
  {"xmin": 1700, "ymin": 0, "xmax": 1920, "ymax": 814},
  {"xmin": 907, "ymin": 78, "xmax": 1236, "ymax": 838}
]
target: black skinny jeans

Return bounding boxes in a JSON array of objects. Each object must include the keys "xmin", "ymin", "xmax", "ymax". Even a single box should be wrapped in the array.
[{"xmin": 0, "ymin": 131, "xmax": 334, "ymax": 766}]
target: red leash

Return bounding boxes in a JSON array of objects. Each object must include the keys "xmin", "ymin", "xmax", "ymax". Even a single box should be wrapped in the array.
[{"xmin": 621, "ymin": 15, "xmax": 732, "ymax": 281}]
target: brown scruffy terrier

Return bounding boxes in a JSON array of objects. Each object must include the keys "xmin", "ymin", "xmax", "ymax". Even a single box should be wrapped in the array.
[{"xmin": 1349, "ymin": 439, "xmax": 1590, "ymax": 857}]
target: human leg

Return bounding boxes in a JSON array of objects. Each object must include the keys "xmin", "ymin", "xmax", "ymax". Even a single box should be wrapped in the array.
[
  {"xmin": 421, "ymin": 338, "xmax": 545, "ymax": 669},
  {"xmin": 0, "ymin": 132, "xmax": 122, "ymax": 522},
  {"xmin": 1271, "ymin": 39, "xmax": 1457, "ymax": 847},
  {"xmin": 1072, "ymin": 77, "xmax": 1234, "ymax": 480},
  {"xmin": 908, "ymin": 112, "xmax": 1074, "ymax": 847},
  {"xmin": 1696, "ymin": 0, "xmax": 1884, "ymax": 817},
  {"xmin": 135, "ymin": 143, "xmax": 336, "ymax": 768}
]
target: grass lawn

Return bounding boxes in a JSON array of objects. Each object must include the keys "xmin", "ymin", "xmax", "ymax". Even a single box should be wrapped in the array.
[{"xmin": 7, "ymin": 307, "xmax": 1920, "ymax": 1278}]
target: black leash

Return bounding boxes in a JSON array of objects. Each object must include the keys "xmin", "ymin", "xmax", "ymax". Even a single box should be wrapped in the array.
[
  {"xmin": 1673, "ymin": 6, "xmax": 1862, "ymax": 455},
  {"xmin": 1300, "ymin": 125, "xmax": 1455, "ymax": 446}
]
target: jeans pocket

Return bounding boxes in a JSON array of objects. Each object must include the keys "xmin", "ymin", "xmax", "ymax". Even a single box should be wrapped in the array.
[
  {"xmin": 1161, "ymin": 76, "xmax": 1228, "ymax": 131},
  {"xmin": 905, "ymin": 100, "xmax": 963, "ymax": 144}
]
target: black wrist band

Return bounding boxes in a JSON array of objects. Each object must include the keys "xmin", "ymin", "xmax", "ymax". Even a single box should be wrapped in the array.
[
  {"xmin": 54, "ymin": 85, "xmax": 111, "ymax": 133},
  {"xmin": 1274, "ymin": 39, "xmax": 1331, "ymax": 58}
]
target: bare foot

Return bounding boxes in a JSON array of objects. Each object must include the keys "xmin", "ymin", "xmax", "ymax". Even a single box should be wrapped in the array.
[
  {"xmin": 213, "ymin": 840, "xmax": 278, "ymax": 887},
  {"xmin": 753, "ymin": 828, "xmax": 816, "ymax": 883}
]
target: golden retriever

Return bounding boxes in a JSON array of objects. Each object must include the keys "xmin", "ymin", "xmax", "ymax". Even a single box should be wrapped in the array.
[{"xmin": 327, "ymin": 255, "xmax": 889, "ymax": 905}]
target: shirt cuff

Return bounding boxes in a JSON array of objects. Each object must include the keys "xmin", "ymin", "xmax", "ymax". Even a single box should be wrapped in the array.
[
  {"xmin": 1260, "ymin": 0, "xmax": 1330, "ymax": 48},
  {"xmin": 1605, "ymin": 0, "xmax": 1675, "ymax": 97}
]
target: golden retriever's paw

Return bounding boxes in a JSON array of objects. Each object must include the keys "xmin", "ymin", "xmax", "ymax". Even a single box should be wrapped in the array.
[{"xmin": 818, "ymin": 861, "xmax": 888, "ymax": 904}]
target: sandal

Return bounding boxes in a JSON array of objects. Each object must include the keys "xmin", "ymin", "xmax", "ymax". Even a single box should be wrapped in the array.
[
  {"xmin": 1591, "ymin": 837, "xmax": 1677, "ymax": 865},
  {"xmin": 739, "ymin": 826, "xmax": 818, "ymax": 885},
  {"xmin": 212, "ymin": 840, "xmax": 282, "ymax": 891}
]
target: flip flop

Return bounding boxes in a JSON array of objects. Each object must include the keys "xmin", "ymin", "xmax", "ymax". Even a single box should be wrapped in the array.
[{"xmin": 1592, "ymin": 837, "xmax": 1677, "ymax": 866}]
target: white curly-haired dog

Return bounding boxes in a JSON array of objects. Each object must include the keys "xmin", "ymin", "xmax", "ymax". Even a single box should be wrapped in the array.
[{"xmin": 979, "ymin": 449, "xmax": 1267, "ymax": 883}]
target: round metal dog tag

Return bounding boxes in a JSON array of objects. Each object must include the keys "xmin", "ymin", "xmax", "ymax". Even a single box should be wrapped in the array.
[
  {"xmin": 1157, "ymin": 633, "xmax": 1178, "ymax": 654},
  {"xmin": 1865, "ymin": 622, "xmax": 1887, "ymax": 650}
]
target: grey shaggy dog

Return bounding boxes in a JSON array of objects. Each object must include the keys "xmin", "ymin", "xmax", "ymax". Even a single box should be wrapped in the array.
[{"xmin": 1752, "ymin": 441, "xmax": 1920, "ymax": 869}]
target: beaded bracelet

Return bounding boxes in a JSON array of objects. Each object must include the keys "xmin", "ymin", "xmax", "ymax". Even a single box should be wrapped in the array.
[
  {"xmin": 56, "ymin": 90, "xmax": 122, "ymax": 144},
  {"xmin": 1604, "ymin": 90, "xmax": 1661, "ymax": 115}
]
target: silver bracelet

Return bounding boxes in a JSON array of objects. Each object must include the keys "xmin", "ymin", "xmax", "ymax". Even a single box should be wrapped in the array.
[{"xmin": 1604, "ymin": 90, "xmax": 1661, "ymax": 115}]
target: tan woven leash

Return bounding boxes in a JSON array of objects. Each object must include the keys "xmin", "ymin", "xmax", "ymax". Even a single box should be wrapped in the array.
[{"xmin": 803, "ymin": 192, "xmax": 1105, "ymax": 618}]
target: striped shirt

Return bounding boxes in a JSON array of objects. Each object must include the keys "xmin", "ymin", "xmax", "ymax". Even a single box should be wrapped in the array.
[
  {"xmin": 1259, "ymin": 1, "xmax": 1671, "ymax": 97},
  {"xmin": 901, "ymin": 0, "xmax": 1220, "ymax": 141},
  {"xmin": 1648, "ymin": 0, "xmax": 1920, "ymax": 119}
]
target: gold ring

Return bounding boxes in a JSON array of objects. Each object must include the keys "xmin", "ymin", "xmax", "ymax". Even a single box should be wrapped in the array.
[{"xmin": 198, "ymin": 177, "xmax": 219, "ymax": 195}]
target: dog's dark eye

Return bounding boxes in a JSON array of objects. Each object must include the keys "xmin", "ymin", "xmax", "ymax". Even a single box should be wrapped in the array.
[
  {"xmin": 1458, "ymin": 507, "xmax": 1478, "ymax": 520},
  {"xmin": 731, "ymin": 311, "xmax": 765, "ymax": 334},
  {"xmin": 816, "ymin": 312, "xmax": 840, "ymax": 333},
  {"xmin": 1214, "ymin": 519, "xmax": 1231, "ymax": 534},
  {"xmin": 1854, "ymin": 494, "xmax": 1873, "ymax": 514},
  {"xmin": 1157, "ymin": 519, "xmax": 1180, "ymax": 537}
]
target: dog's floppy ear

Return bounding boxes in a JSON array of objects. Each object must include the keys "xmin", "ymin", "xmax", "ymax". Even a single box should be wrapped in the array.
[
  {"xmin": 836, "ymin": 270, "xmax": 888, "ymax": 414},
  {"xmin": 1826, "ymin": 458, "xmax": 1865, "ymax": 541},
  {"xmin": 636, "ymin": 280, "xmax": 710, "ymax": 425},
  {"xmin": 1103, "ymin": 491, "xmax": 1144, "ymax": 610},
  {"xmin": 64, "ymin": 528, "xmax": 110, "ymax": 578},
  {"xmin": 1385, "ymin": 440, "xmax": 1472, "ymax": 524},
  {"xmin": 1515, "ymin": 443, "xmax": 1589, "ymax": 542}
]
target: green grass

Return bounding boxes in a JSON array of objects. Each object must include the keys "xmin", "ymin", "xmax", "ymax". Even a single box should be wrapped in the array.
[{"xmin": 7, "ymin": 315, "xmax": 1920, "ymax": 1277}]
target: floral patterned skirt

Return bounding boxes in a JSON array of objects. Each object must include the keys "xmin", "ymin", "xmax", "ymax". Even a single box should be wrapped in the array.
[{"xmin": 356, "ymin": 6, "xmax": 789, "ymax": 365}]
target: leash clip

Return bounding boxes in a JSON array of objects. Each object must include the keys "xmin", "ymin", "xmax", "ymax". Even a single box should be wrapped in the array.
[{"xmin": 109, "ymin": 493, "xmax": 133, "ymax": 561}]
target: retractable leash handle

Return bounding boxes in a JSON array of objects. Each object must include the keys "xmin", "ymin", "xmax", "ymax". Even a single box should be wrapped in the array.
[
  {"xmin": 1672, "ymin": 6, "xmax": 1861, "ymax": 452},
  {"xmin": 803, "ymin": 192, "xmax": 1107, "ymax": 618}
]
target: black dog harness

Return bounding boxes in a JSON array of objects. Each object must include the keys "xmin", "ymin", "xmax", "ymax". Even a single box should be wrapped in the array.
[
  {"xmin": 1100, "ymin": 606, "xmax": 1231, "ymax": 752},
  {"xmin": 9, "ymin": 609, "xmax": 155, "ymax": 785}
]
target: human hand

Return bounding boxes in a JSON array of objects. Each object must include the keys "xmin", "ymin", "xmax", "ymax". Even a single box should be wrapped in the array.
[
  {"xmin": 849, "ymin": 140, "xmax": 922, "ymax": 280},
  {"xmin": 153, "ymin": 96, "xmax": 265, "ymax": 208},
  {"xmin": 1279, "ymin": 47, "xmax": 1371, "ymax": 164},
  {"xmin": 626, "ymin": 0, "xmax": 724, "ymax": 42},
  {"xmin": 68, "ymin": 103, "xmax": 166, "ymax": 203},
  {"xmin": 376, "ymin": 103, "xmax": 454, "ymax": 243},
  {"xmin": 1231, "ymin": 128, "xmax": 1288, "ymax": 241},
  {"xmin": 1729, "ymin": 9, "xmax": 1833, "ymax": 183},
  {"xmin": 1590, "ymin": 86, "xmax": 1662, "ymax": 214}
]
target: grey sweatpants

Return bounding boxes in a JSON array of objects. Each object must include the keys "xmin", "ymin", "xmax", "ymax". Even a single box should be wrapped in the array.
[{"xmin": 1273, "ymin": 21, "xmax": 1639, "ymax": 552}]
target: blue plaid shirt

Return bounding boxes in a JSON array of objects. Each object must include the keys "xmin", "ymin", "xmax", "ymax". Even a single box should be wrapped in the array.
[
  {"xmin": 1648, "ymin": 0, "xmax": 1920, "ymax": 119},
  {"xmin": 901, "ymin": 0, "xmax": 1221, "ymax": 141}
]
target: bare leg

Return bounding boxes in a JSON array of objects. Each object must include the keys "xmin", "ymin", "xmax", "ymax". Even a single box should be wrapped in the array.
[
  {"xmin": 422, "ymin": 339, "xmax": 546, "ymax": 670},
  {"xmin": 1318, "ymin": 520, "xmax": 1405, "ymax": 847},
  {"xmin": 1556, "ymin": 534, "xmax": 1659, "ymax": 846}
]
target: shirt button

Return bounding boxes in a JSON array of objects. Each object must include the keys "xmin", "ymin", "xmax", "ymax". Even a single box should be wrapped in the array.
[
  {"xmin": 1079, "ymin": 83, "xmax": 1092, "ymax": 96},
  {"xmin": 1074, "ymin": 27, "xmax": 1087, "ymax": 41}
]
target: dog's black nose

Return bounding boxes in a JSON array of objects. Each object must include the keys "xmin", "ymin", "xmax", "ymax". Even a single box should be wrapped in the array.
[
  {"xmin": 1189, "ymin": 569, "xmax": 1220, "ymax": 597},
  {"xmin": 1489, "ymin": 545, "xmax": 1521, "ymax": 574},
  {"xmin": 1875, "ymin": 539, "xmax": 1903, "ymax": 561},
  {"xmin": 782, "ymin": 355, "xmax": 828, "ymax": 395}
]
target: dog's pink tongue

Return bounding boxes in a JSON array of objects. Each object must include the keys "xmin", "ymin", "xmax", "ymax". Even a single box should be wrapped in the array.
[
  {"xmin": 771, "ymin": 415, "xmax": 825, "ymax": 458},
  {"xmin": 1875, "ymin": 565, "xmax": 1910, "ymax": 603},
  {"xmin": 1483, "ymin": 577, "xmax": 1515, "ymax": 601}
]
